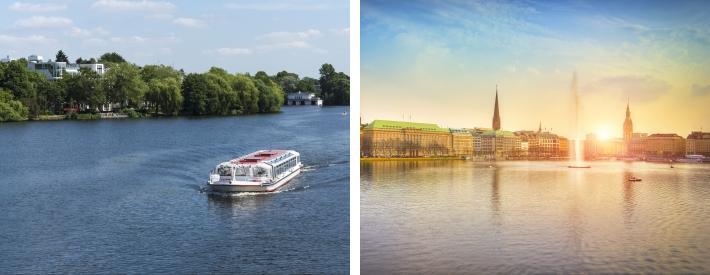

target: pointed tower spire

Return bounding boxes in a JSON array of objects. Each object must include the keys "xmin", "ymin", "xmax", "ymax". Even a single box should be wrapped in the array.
[
  {"xmin": 538, "ymin": 121, "xmax": 542, "ymax": 133},
  {"xmin": 626, "ymin": 97, "xmax": 630, "ymax": 118},
  {"xmin": 492, "ymin": 85, "xmax": 501, "ymax": 130}
]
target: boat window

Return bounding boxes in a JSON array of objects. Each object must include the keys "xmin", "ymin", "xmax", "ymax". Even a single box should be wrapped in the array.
[
  {"xmin": 218, "ymin": 166, "xmax": 232, "ymax": 176},
  {"xmin": 255, "ymin": 167, "xmax": 267, "ymax": 177},
  {"xmin": 234, "ymin": 166, "xmax": 247, "ymax": 176}
]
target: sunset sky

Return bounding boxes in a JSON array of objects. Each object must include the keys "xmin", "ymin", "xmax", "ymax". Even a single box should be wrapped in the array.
[{"xmin": 361, "ymin": 0, "xmax": 710, "ymax": 139}]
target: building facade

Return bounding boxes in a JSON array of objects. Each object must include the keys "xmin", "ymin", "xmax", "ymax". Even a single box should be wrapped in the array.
[
  {"xmin": 26, "ymin": 55, "xmax": 105, "ymax": 80},
  {"xmin": 450, "ymin": 128, "xmax": 474, "ymax": 157},
  {"xmin": 361, "ymin": 120, "xmax": 453, "ymax": 157},
  {"xmin": 686, "ymin": 131, "xmax": 710, "ymax": 156},
  {"xmin": 644, "ymin": 133, "xmax": 686, "ymax": 157},
  {"xmin": 286, "ymin": 91, "xmax": 322, "ymax": 106}
]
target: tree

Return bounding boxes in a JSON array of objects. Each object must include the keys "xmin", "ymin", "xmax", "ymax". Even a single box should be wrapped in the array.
[
  {"xmin": 181, "ymin": 73, "xmax": 209, "ymax": 115},
  {"xmin": 232, "ymin": 74, "xmax": 259, "ymax": 114},
  {"xmin": 253, "ymin": 72, "xmax": 284, "ymax": 113},
  {"xmin": 146, "ymin": 78, "xmax": 182, "ymax": 115},
  {"xmin": 274, "ymin": 70, "xmax": 300, "ymax": 94},
  {"xmin": 296, "ymin": 77, "xmax": 318, "ymax": 94},
  {"xmin": 64, "ymin": 68, "xmax": 104, "ymax": 112},
  {"xmin": 99, "ymin": 52, "xmax": 126, "ymax": 64},
  {"xmin": 0, "ymin": 89, "xmax": 29, "ymax": 121},
  {"xmin": 55, "ymin": 50, "xmax": 69, "ymax": 63},
  {"xmin": 140, "ymin": 65, "xmax": 181, "ymax": 83},
  {"xmin": 102, "ymin": 63, "xmax": 147, "ymax": 108},
  {"xmin": 318, "ymin": 63, "xmax": 350, "ymax": 105}
]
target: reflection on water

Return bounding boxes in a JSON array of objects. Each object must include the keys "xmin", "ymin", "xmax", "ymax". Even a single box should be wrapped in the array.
[{"xmin": 361, "ymin": 160, "xmax": 710, "ymax": 273}]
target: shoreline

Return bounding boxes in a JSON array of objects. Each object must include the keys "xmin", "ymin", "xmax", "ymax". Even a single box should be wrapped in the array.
[
  {"xmin": 5, "ymin": 105, "xmax": 349, "ymax": 123},
  {"xmin": 360, "ymin": 157, "xmax": 708, "ymax": 163}
]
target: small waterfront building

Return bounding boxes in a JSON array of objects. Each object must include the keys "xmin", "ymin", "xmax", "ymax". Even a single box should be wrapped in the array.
[
  {"xmin": 686, "ymin": 131, "xmax": 710, "ymax": 157},
  {"xmin": 644, "ymin": 133, "xmax": 686, "ymax": 157},
  {"xmin": 286, "ymin": 91, "xmax": 322, "ymax": 106},
  {"xmin": 26, "ymin": 54, "xmax": 105, "ymax": 80},
  {"xmin": 360, "ymin": 120, "xmax": 452, "ymax": 158}
]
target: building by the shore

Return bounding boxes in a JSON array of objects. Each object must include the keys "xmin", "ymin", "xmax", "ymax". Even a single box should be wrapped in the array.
[
  {"xmin": 360, "ymin": 120, "xmax": 453, "ymax": 157},
  {"xmin": 286, "ymin": 91, "xmax": 322, "ymax": 106},
  {"xmin": 643, "ymin": 133, "xmax": 686, "ymax": 157},
  {"xmin": 686, "ymin": 132, "xmax": 710, "ymax": 157},
  {"xmin": 26, "ymin": 55, "xmax": 105, "ymax": 80}
]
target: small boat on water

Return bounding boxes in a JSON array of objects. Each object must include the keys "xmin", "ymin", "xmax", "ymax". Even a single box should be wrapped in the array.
[
  {"xmin": 629, "ymin": 176, "xmax": 642, "ymax": 182},
  {"xmin": 207, "ymin": 150, "xmax": 303, "ymax": 192}
]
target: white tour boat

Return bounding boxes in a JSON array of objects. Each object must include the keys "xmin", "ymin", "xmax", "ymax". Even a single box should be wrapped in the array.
[{"xmin": 208, "ymin": 150, "xmax": 303, "ymax": 192}]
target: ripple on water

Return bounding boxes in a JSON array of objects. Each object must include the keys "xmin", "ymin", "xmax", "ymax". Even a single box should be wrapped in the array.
[{"xmin": 361, "ymin": 160, "xmax": 710, "ymax": 273}]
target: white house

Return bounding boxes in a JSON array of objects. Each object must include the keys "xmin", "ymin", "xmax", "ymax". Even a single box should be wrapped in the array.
[
  {"xmin": 286, "ymin": 91, "xmax": 323, "ymax": 106},
  {"xmin": 26, "ymin": 55, "xmax": 105, "ymax": 80},
  {"xmin": 0, "ymin": 55, "xmax": 15, "ymax": 63}
]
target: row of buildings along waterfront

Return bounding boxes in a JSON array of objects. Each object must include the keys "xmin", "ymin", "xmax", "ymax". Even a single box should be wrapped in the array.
[
  {"xmin": 360, "ymin": 88, "xmax": 569, "ymax": 160},
  {"xmin": 360, "ymin": 88, "xmax": 710, "ymax": 160},
  {"xmin": 585, "ymin": 101, "xmax": 710, "ymax": 159}
]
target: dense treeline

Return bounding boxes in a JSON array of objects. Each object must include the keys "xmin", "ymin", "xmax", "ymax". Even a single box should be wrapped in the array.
[{"xmin": 0, "ymin": 51, "xmax": 349, "ymax": 122}]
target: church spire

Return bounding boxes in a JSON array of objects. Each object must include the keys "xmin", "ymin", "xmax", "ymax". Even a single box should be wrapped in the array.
[
  {"xmin": 538, "ymin": 121, "xmax": 542, "ymax": 133},
  {"xmin": 626, "ymin": 97, "xmax": 630, "ymax": 118},
  {"xmin": 492, "ymin": 85, "xmax": 501, "ymax": 130}
]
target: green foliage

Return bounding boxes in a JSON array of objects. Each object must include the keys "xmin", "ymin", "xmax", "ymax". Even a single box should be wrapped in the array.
[
  {"xmin": 75, "ymin": 57, "xmax": 97, "ymax": 64},
  {"xmin": 64, "ymin": 67, "xmax": 104, "ymax": 112},
  {"xmin": 55, "ymin": 50, "xmax": 69, "ymax": 63},
  {"xmin": 121, "ymin": 108, "xmax": 141, "ymax": 118},
  {"xmin": 1, "ymin": 49, "xmax": 342, "ymax": 122},
  {"xmin": 146, "ymin": 77, "xmax": 183, "ymax": 115},
  {"xmin": 232, "ymin": 74, "xmax": 259, "ymax": 114},
  {"xmin": 99, "ymin": 52, "xmax": 126, "ymax": 64},
  {"xmin": 0, "ymin": 90, "xmax": 29, "ymax": 122},
  {"xmin": 319, "ymin": 63, "xmax": 350, "ymax": 105},
  {"xmin": 102, "ymin": 63, "xmax": 147, "ymax": 108},
  {"xmin": 141, "ymin": 65, "xmax": 182, "ymax": 83}
]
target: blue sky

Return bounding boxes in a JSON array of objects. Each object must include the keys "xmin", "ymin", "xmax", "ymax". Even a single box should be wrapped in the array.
[
  {"xmin": 1, "ymin": 0, "xmax": 349, "ymax": 77},
  {"xmin": 361, "ymin": 0, "xmax": 710, "ymax": 137}
]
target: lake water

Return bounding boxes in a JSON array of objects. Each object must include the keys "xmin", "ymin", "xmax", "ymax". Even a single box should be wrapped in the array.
[
  {"xmin": 361, "ymin": 160, "xmax": 710, "ymax": 273},
  {"xmin": 0, "ymin": 107, "xmax": 349, "ymax": 274}
]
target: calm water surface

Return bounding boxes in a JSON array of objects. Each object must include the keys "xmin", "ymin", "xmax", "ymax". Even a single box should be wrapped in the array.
[
  {"xmin": 361, "ymin": 160, "xmax": 710, "ymax": 273},
  {"xmin": 0, "ymin": 107, "xmax": 349, "ymax": 274}
]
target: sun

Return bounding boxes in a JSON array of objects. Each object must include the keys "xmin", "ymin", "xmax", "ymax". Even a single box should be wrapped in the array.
[{"xmin": 597, "ymin": 128, "xmax": 611, "ymax": 140}]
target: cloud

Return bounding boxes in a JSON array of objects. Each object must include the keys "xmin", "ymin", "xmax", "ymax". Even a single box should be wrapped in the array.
[
  {"xmin": 256, "ymin": 29, "xmax": 321, "ymax": 43},
  {"xmin": 584, "ymin": 75, "xmax": 671, "ymax": 102},
  {"xmin": 225, "ymin": 2, "xmax": 340, "ymax": 11},
  {"xmin": 8, "ymin": 2, "xmax": 67, "ymax": 12},
  {"xmin": 259, "ymin": 41, "xmax": 311, "ymax": 50},
  {"xmin": 69, "ymin": 27, "xmax": 110, "ymax": 38},
  {"xmin": 0, "ymin": 34, "xmax": 55, "ymax": 44},
  {"xmin": 13, "ymin": 16, "xmax": 73, "ymax": 28},
  {"xmin": 172, "ymin": 17, "xmax": 206, "ymax": 28},
  {"xmin": 585, "ymin": 15, "xmax": 649, "ymax": 32},
  {"xmin": 91, "ymin": 0, "xmax": 176, "ymax": 13},
  {"xmin": 207, "ymin": 48, "xmax": 253, "ymax": 55},
  {"xmin": 690, "ymin": 84, "xmax": 710, "ymax": 96}
]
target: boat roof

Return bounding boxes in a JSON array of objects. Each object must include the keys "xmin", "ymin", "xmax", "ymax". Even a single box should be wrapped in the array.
[{"xmin": 229, "ymin": 150, "xmax": 296, "ymax": 165}]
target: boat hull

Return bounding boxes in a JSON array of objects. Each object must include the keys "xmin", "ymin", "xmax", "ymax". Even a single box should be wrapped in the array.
[{"xmin": 209, "ymin": 168, "xmax": 301, "ymax": 193}]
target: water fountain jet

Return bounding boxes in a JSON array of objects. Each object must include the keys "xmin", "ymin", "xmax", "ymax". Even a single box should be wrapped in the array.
[{"xmin": 568, "ymin": 72, "xmax": 591, "ymax": 168}]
